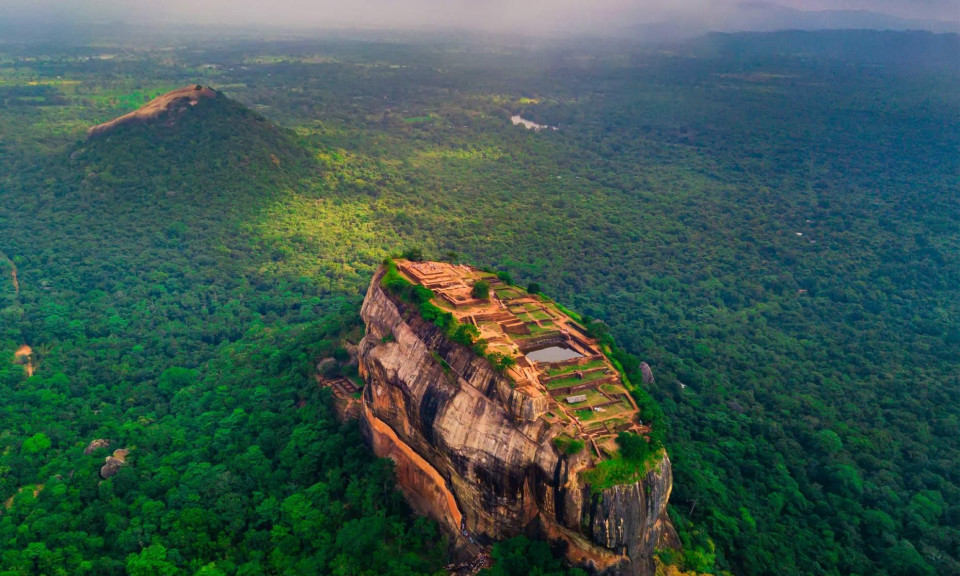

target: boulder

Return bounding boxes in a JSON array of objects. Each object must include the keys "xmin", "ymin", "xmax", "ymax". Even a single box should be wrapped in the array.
[
  {"xmin": 84, "ymin": 439, "xmax": 110, "ymax": 455},
  {"xmin": 640, "ymin": 362, "xmax": 655, "ymax": 385},
  {"xmin": 100, "ymin": 448, "xmax": 130, "ymax": 479}
]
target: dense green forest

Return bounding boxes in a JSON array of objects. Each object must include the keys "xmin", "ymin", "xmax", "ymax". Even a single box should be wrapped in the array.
[{"xmin": 0, "ymin": 29, "xmax": 957, "ymax": 576}]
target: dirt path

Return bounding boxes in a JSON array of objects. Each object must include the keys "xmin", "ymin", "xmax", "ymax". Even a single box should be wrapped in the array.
[
  {"xmin": 2, "ymin": 484, "xmax": 44, "ymax": 510},
  {"xmin": 1, "ymin": 255, "xmax": 16, "ymax": 294},
  {"xmin": 3, "ymin": 254, "xmax": 33, "ymax": 377},
  {"xmin": 15, "ymin": 344, "xmax": 33, "ymax": 378}
]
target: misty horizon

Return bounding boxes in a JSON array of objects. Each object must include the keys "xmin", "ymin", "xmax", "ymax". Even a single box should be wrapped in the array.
[{"xmin": 0, "ymin": 0, "xmax": 957, "ymax": 36}]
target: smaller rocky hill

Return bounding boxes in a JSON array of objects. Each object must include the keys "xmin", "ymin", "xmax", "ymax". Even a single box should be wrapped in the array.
[{"xmin": 72, "ymin": 84, "xmax": 316, "ymax": 206}]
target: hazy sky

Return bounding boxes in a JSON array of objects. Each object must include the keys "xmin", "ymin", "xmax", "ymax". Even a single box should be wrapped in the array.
[{"xmin": 2, "ymin": 0, "xmax": 957, "ymax": 32}]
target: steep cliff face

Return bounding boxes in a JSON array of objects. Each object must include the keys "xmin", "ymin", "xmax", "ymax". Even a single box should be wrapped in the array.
[{"xmin": 358, "ymin": 265, "xmax": 674, "ymax": 576}]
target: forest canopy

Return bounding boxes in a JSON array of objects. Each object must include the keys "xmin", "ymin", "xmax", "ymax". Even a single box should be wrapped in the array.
[{"xmin": 0, "ymin": 29, "xmax": 957, "ymax": 576}]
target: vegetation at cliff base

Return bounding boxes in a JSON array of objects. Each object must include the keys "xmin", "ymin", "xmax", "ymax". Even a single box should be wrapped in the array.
[
  {"xmin": 0, "ymin": 28, "xmax": 957, "ymax": 576},
  {"xmin": 480, "ymin": 536, "xmax": 586, "ymax": 576}
]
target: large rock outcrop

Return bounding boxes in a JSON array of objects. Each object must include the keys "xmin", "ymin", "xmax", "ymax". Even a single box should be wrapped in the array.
[
  {"xmin": 87, "ymin": 85, "xmax": 217, "ymax": 138},
  {"xmin": 84, "ymin": 439, "xmax": 110, "ymax": 455},
  {"xmin": 100, "ymin": 448, "xmax": 130, "ymax": 479},
  {"xmin": 357, "ymin": 265, "xmax": 674, "ymax": 576}
]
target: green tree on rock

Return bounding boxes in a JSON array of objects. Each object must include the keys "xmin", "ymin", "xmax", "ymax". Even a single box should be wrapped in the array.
[{"xmin": 472, "ymin": 280, "xmax": 490, "ymax": 299}]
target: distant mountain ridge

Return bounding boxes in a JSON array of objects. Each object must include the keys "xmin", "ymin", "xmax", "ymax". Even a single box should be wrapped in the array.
[
  {"xmin": 688, "ymin": 29, "xmax": 960, "ymax": 72},
  {"xmin": 628, "ymin": 2, "xmax": 959, "ymax": 43},
  {"xmin": 730, "ymin": 2, "xmax": 959, "ymax": 33}
]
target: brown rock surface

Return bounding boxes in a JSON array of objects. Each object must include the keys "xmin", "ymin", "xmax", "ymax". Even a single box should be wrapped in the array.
[
  {"xmin": 84, "ymin": 439, "xmax": 110, "ymax": 455},
  {"xmin": 357, "ymin": 265, "xmax": 674, "ymax": 576},
  {"xmin": 100, "ymin": 448, "xmax": 130, "ymax": 479},
  {"xmin": 640, "ymin": 362, "xmax": 655, "ymax": 386},
  {"xmin": 87, "ymin": 85, "xmax": 217, "ymax": 138}
]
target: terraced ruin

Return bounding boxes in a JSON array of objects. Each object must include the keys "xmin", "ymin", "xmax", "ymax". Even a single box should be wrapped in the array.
[{"xmin": 395, "ymin": 259, "xmax": 649, "ymax": 459}]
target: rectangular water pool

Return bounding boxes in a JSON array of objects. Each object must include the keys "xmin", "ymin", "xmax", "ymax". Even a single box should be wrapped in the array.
[{"xmin": 526, "ymin": 346, "xmax": 583, "ymax": 363}]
